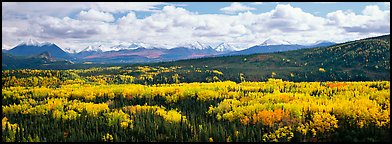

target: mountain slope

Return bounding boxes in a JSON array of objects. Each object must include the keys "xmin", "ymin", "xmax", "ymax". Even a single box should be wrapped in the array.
[
  {"xmin": 73, "ymin": 46, "xmax": 221, "ymax": 63},
  {"xmin": 6, "ymin": 42, "xmax": 71, "ymax": 59},
  {"xmin": 226, "ymin": 41, "xmax": 335, "ymax": 56},
  {"xmin": 2, "ymin": 52, "xmax": 73, "ymax": 70},
  {"xmin": 227, "ymin": 44, "xmax": 304, "ymax": 55},
  {"xmin": 214, "ymin": 42, "xmax": 236, "ymax": 52},
  {"xmin": 148, "ymin": 34, "xmax": 390, "ymax": 81}
]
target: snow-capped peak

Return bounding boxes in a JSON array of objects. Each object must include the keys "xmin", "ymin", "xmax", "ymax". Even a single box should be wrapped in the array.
[
  {"xmin": 26, "ymin": 39, "xmax": 39, "ymax": 46},
  {"xmin": 110, "ymin": 42, "xmax": 146, "ymax": 51},
  {"xmin": 313, "ymin": 40, "xmax": 335, "ymax": 45},
  {"xmin": 81, "ymin": 45, "xmax": 103, "ymax": 52},
  {"xmin": 214, "ymin": 42, "xmax": 236, "ymax": 52},
  {"xmin": 62, "ymin": 47, "xmax": 78, "ymax": 53},
  {"xmin": 187, "ymin": 41, "xmax": 212, "ymax": 50},
  {"xmin": 83, "ymin": 45, "xmax": 95, "ymax": 51},
  {"xmin": 300, "ymin": 40, "xmax": 336, "ymax": 46},
  {"xmin": 2, "ymin": 44, "xmax": 12, "ymax": 50},
  {"xmin": 259, "ymin": 38, "xmax": 292, "ymax": 46},
  {"xmin": 17, "ymin": 38, "xmax": 54, "ymax": 47}
]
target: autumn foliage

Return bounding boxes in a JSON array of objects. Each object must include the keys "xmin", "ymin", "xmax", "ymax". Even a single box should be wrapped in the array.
[{"xmin": 1, "ymin": 69, "xmax": 390, "ymax": 142}]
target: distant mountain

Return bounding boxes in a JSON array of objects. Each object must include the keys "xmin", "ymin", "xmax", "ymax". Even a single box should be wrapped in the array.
[
  {"xmin": 74, "ymin": 45, "xmax": 221, "ymax": 63},
  {"xmin": 2, "ymin": 52, "xmax": 73, "ymax": 70},
  {"xmin": 73, "ymin": 45, "xmax": 104, "ymax": 59},
  {"xmin": 225, "ymin": 39, "xmax": 336, "ymax": 56},
  {"xmin": 81, "ymin": 45, "xmax": 104, "ymax": 52},
  {"xmin": 259, "ymin": 38, "xmax": 292, "ymax": 46},
  {"xmin": 108, "ymin": 43, "xmax": 144, "ymax": 52},
  {"xmin": 310, "ymin": 41, "xmax": 336, "ymax": 48},
  {"xmin": 214, "ymin": 42, "xmax": 236, "ymax": 52},
  {"xmin": 3, "ymin": 38, "xmax": 336, "ymax": 65},
  {"xmin": 6, "ymin": 39, "xmax": 71, "ymax": 60},
  {"xmin": 75, "ymin": 47, "xmax": 163, "ymax": 62},
  {"xmin": 70, "ymin": 40, "xmax": 230, "ymax": 63},
  {"xmin": 184, "ymin": 41, "xmax": 213, "ymax": 50},
  {"xmin": 160, "ymin": 46, "xmax": 216, "ymax": 61},
  {"xmin": 62, "ymin": 47, "xmax": 77, "ymax": 53},
  {"xmin": 151, "ymin": 34, "xmax": 389, "ymax": 81},
  {"xmin": 227, "ymin": 44, "xmax": 304, "ymax": 56}
]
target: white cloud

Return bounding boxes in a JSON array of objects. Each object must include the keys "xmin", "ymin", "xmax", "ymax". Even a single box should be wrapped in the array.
[
  {"xmin": 2, "ymin": 2, "xmax": 168, "ymax": 20},
  {"xmin": 384, "ymin": 2, "xmax": 390, "ymax": 8},
  {"xmin": 362, "ymin": 5, "xmax": 383, "ymax": 16},
  {"xmin": 90, "ymin": 2, "xmax": 167, "ymax": 13},
  {"xmin": 34, "ymin": 16, "xmax": 108, "ymax": 39},
  {"xmin": 261, "ymin": 4, "xmax": 327, "ymax": 32},
  {"xmin": 2, "ymin": 3, "xmax": 390, "ymax": 52},
  {"xmin": 326, "ymin": 5, "xmax": 390, "ymax": 34},
  {"xmin": 220, "ymin": 2, "xmax": 256, "ymax": 14},
  {"xmin": 2, "ymin": 2, "xmax": 88, "ymax": 19},
  {"xmin": 252, "ymin": 2, "xmax": 263, "ymax": 5},
  {"xmin": 77, "ymin": 9, "xmax": 115, "ymax": 22},
  {"xmin": 311, "ymin": 2, "xmax": 337, "ymax": 4}
]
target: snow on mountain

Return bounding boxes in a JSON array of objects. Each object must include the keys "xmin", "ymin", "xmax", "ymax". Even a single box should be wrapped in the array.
[
  {"xmin": 7, "ymin": 40, "xmax": 71, "ymax": 59},
  {"xmin": 82, "ymin": 46, "xmax": 95, "ymax": 52},
  {"xmin": 110, "ymin": 42, "xmax": 147, "ymax": 51},
  {"xmin": 80, "ymin": 45, "xmax": 104, "ymax": 52},
  {"xmin": 13, "ymin": 38, "xmax": 73, "ymax": 53},
  {"xmin": 259, "ymin": 38, "xmax": 292, "ymax": 46},
  {"xmin": 2, "ymin": 44, "xmax": 12, "ymax": 50},
  {"xmin": 17, "ymin": 38, "xmax": 54, "ymax": 47},
  {"xmin": 214, "ymin": 42, "xmax": 236, "ymax": 52},
  {"xmin": 62, "ymin": 47, "xmax": 78, "ymax": 53},
  {"xmin": 313, "ymin": 40, "xmax": 335, "ymax": 45},
  {"xmin": 300, "ymin": 40, "xmax": 336, "ymax": 47},
  {"xmin": 186, "ymin": 41, "xmax": 212, "ymax": 50}
]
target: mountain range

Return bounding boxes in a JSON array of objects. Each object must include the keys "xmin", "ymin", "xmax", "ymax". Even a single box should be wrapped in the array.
[
  {"xmin": 2, "ymin": 39, "xmax": 336, "ymax": 64},
  {"xmin": 2, "ymin": 34, "xmax": 389, "ymax": 82}
]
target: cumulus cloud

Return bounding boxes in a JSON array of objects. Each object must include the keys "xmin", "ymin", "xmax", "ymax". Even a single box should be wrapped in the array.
[
  {"xmin": 2, "ymin": 2, "xmax": 88, "ymax": 19},
  {"xmin": 36, "ymin": 17, "xmax": 103, "ymax": 38},
  {"xmin": 252, "ymin": 2, "xmax": 263, "ymax": 5},
  {"xmin": 326, "ymin": 5, "xmax": 390, "ymax": 34},
  {"xmin": 311, "ymin": 2, "xmax": 337, "ymax": 4},
  {"xmin": 384, "ymin": 2, "xmax": 390, "ymax": 8},
  {"xmin": 77, "ymin": 9, "xmax": 115, "ymax": 22},
  {"xmin": 90, "ymin": 2, "xmax": 167, "ymax": 13},
  {"xmin": 266, "ymin": 4, "xmax": 327, "ymax": 32},
  {"xmin": 220, "ymin": 2, "xmax": 256, "ymax": 14},
  {"xmin": 2, "ymin": 2, "xmax": 167, "ymax": 20},
  {"xmin": 2, "ymin": 2, "xmax": 390, "ymax": 52}
]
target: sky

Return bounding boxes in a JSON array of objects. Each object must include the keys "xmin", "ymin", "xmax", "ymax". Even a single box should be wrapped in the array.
[{"xmin": 2, "ymin": 2, "xmax": 390, "ymax": 52}]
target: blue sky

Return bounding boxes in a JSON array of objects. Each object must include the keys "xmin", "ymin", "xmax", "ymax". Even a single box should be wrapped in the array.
[
  {"xmin": 2, "ymin": 2, "xmax": 390, "ymax": 52},
  {"xmin": 127, "ymin": 2, "xmax": 390, "ymax": 18}
]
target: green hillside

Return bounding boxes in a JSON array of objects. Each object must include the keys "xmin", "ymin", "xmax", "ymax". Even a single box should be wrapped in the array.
[
  {"xmin": 2, "ymin": 52, "xmax": 74, "ymax": 70},
  {"xmin": 2, "ymin": 34, "xmax": 389, "ymax": 82},
  {"xmin": 145, "ymin": 34, "xmax": 390, "ymax": 82}
]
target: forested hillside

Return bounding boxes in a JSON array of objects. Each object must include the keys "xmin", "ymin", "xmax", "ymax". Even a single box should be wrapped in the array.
[{"xmin": 149, "ymin": 35, "xmax": 390, "ymax": 82}]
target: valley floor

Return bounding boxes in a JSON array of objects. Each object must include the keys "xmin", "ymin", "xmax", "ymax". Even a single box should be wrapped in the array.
[{"xmin": 2, "ymin": 74, "xmax": 390, "ymax": 142}]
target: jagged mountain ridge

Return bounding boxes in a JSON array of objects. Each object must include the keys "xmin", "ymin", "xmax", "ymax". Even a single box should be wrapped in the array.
[{"xmin": 4, "ymin": 38, "xmax": 335, "ymax": 64}]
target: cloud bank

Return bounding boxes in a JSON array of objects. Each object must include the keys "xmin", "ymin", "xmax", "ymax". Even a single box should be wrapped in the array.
[{"xmin": 2, "ymin": 2, "xmax": 390, "ymax": 52}]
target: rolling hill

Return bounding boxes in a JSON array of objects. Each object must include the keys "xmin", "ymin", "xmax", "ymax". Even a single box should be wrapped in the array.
[
  {"xmin": 225, "ymin": 41, "xmax": 335, "ymax": 56},
  {"xmin": 2, "ymin": 52, "xmax": 74, "ymax": 70},
  {"xmin": 145, "ymin": 34, "xmax": 390, "ymax": 81}
]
